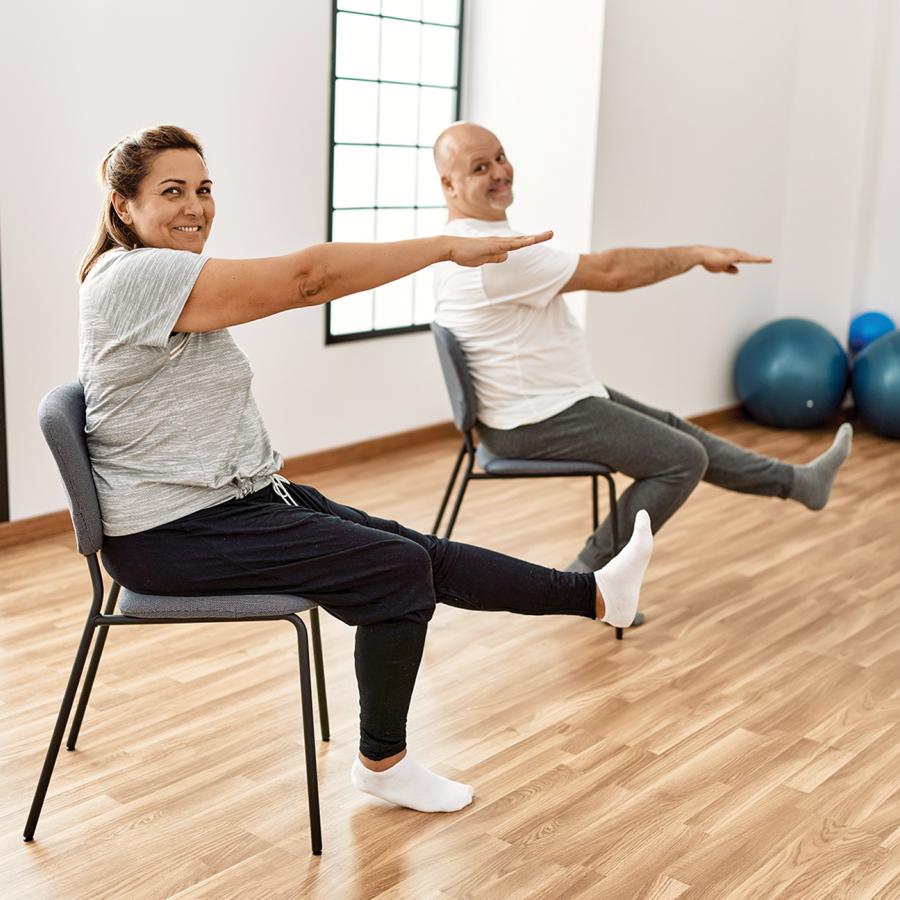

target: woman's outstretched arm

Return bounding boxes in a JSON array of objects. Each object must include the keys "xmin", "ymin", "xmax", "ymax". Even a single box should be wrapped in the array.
[{"xmin": 174, "ymin": 232, "xmax": 552, "ymax": 332}]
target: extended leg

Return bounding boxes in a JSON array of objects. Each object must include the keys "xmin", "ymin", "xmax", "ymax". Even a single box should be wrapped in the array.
[
  {"xmin": 607, "ymin": 388, "xmax": 794, "ymax": 496},
  {"xmin": 278, "ymin": 479, "xmax": 626, "ymax": 622},
  {"xmin": 479, "ymin": 396, "xmax": 709, "ymax": 570},
  {"xmin": 607, "ymin": 391, "xmax": 852, "ymax": 509}
]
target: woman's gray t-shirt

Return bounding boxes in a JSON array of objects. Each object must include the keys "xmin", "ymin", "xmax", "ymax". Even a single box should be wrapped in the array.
[{"xmin": 78, "ymin": 247, "xmax": 282, "ymax": 536}]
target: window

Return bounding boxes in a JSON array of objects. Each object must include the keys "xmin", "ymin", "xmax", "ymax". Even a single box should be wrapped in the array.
[{"xmin": 326, "ymin": 0, "xmax": 464, "ymax": 343}]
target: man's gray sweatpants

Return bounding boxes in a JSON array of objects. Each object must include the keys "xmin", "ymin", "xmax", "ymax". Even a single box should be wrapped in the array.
[{"xmin": 476, "ymin": 389, "xmax": 795, "ymax": 569}]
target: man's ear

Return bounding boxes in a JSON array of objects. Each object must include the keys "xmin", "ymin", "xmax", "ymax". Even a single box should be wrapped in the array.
[
  {"xmin": 112, "ymin": 191, "xmax": 133, "ymax": 225},
  {"xmin": 440, "ymin": 174, "xmax": 456, "ymax": 198}
]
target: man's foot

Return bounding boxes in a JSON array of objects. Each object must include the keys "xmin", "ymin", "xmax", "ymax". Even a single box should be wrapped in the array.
[
  {"xmin": 790, "ymin": 423, "xmax": 853, "ymax": 510},
  {"xmin": 594, "ymin": 510, "xmax": 653, "ymax": 628},
  {"xmin": 351, "ymin": 755, "xmax": 473, "ymax": 813}
]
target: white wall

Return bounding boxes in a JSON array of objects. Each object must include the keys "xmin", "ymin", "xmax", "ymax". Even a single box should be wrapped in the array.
[
  {"xmin": 4, "ymin": 0, "xmax": 899, "ymax": 521},
  {"xmin": 851, "ymin": 0, "xmax": 900, "ymax": 322},
  {"xmin": 590, "ymin": 0, "xmax": 898, "ymax": 417},
  {"xmin": 463, "ymin": 0, "xmax": 607, "ymax": 325},
  {"xmin": 775, "ymin": 0, "xmax": 885, "ymax": 334},
  {"xmin": 0, "ymin": 0, "xmax": 450, "ymax": 522},
  {"xmin": 588, "ymin": 0, "xmax": 801, "ymax": 416}
]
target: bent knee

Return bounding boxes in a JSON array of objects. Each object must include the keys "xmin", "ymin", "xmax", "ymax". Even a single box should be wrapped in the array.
[
  {"xmin": 682, "ymin": 438, "xmax": 709, "ymax": 482},
  {"xmin": 381, "ymin": 538, "xmax": 435, "ymax": 589},
  {"xmin": 382, "ymin": 540, "xmax": 435, "ymax": 621},
  {"xmin": 335, "ymin": 539, "xmax": 436, "ymax": 627},
  {"xmin": 387, "ymin": 539, "xmax": 432, "ymax": 579}
]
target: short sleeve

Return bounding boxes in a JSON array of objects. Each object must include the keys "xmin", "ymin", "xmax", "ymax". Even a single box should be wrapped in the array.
[
  {"xmin": 85, "ymin": 248, "xmax": 210, "ymax": 348},
  {"xmin": 479, "ymin": 242, "xmax": 579, "ymax": 309}
]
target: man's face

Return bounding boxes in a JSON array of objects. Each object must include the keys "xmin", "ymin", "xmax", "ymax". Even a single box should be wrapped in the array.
[{"xmin": 441, "ymin": 131, "xmax": 514, "ymax": 220}]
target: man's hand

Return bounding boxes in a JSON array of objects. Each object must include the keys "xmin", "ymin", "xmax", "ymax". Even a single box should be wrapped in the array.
[
  {"xmin": 562, "ymin": 244, "xmax": 772, "ymax": 294},
  {"xmin": 695, "ymin": 246, "xmax": 772, "ymax": 275}
]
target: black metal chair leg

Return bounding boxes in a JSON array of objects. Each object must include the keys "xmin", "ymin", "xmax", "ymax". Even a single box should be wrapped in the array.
[
  {"xmin": 67, "ymin": 583, "xmax": 121, "ymax": 750},
  {"xmin": 432, "ymin": 443, "xmax": 466, "ymax": 535},
  {"xmin": 591, "ymin": 475, "xmax": 599, "ymax": 531},
  {"xmin": 286, "ymin": 615, "xmax": 322, "ymax": 856},
  {"xmin": 607, "ymin": 478, "xmax": 620, "ymax": 554},
  {"xmin": 605, "ymin": 476, "xmax": 624, "ymax": 641},
  {"xmin": 308, "ymin": 608, "xmax": 330, "ymax": 742},
  {"xmin": 442, "ymin": 460, "xmax": 473, "ymax": 540},
  {"xmin": 24, "ymin": 612, "xmax": 99, "ymax": 841}
]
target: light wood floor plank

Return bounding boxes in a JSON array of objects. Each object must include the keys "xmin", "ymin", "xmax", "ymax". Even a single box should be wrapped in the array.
[{"xmin": 2, "ymin": 418, "xmax": 899, "ymax": 898}]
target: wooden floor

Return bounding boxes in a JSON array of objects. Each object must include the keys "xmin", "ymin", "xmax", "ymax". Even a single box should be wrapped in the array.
[{"xmin": 2, "ymin": 417, "xmax": 899, "ymax": 899}]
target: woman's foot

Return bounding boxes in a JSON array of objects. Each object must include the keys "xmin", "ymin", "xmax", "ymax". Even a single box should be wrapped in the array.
[
  {"xmin": 605, "ymin": 610, "xmax": 646, "ymax": 628},
  {"xmin": 594, "ymin": 509, "xmax": 653, "ymax": 628},
  {"xmin": 351, "ymin": 754, "xmax": 474, "ymax": 812}
]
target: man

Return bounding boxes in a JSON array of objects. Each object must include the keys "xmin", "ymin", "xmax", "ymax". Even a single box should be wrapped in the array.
[{"xmin": 430, "ymin": 122, "xmax": 852, "ymax": 603}]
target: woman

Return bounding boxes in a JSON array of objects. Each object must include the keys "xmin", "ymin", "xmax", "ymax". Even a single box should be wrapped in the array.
[{"xmin": 80, "ymin": 125, "xmax": 653, "ymax": 814}]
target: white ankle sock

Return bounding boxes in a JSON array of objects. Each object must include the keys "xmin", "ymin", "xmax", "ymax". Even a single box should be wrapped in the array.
[
  {"xmin": 351, "ymin": 755, "xmax": 474, "ymax": 813},
  {"xmin": 594, "ymin": 509, "xmax": 653, "ymax": 628}
]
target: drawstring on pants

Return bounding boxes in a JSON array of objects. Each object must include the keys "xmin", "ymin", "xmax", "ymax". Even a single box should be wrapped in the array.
[{"xmin": 272, "ymin": 473, "xmax": 300, "ymax": 507}]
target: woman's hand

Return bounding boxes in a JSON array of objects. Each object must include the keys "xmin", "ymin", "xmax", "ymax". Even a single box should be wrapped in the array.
[{"xmin": 446, "ymin": 231, "xmax": 554, "ymax": 267}]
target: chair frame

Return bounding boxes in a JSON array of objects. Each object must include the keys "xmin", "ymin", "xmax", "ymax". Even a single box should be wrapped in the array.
[
  {"xmin": 429, "ymin": 323, "xmax": 624, "ymax": 640},
  {"xmin": 24, "ymin": 553, "xmax": 329, "ymax": 855},
  {"xmin": 432, "ymin": 428, "xmax": 620, "ymax": 551},
  {"xmin": 25, "ymin": 384, "xmax": 331, "ymax": 856}
]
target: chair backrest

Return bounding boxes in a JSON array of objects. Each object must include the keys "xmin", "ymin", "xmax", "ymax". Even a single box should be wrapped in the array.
[
  {"xmin": 430, "ymin": 322, "xmax": 478, "ymax": 433},
  {"xmin": 38, "ymin": 382, "xmax": 103, "ymax": 556}
]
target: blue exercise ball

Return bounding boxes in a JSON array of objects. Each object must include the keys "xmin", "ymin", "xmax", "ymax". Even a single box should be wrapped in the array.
[
  {"xmin": 851, "ymin": 330, "xmax": 900, "ymax": 438},
  {"xmin": 734, "ymin": 318, "xmax": 849, "ymax": 428},
  {"xmin": 848, "ymin": 311, "xmax": 895, "ymax": 354}
]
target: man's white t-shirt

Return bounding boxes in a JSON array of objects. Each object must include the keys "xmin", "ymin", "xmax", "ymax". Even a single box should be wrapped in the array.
[{"xmin": 432, "ymin": 217, "xmax": 608, "ymax": 431}]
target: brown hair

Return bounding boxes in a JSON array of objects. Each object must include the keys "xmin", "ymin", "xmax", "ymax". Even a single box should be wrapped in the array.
[{"xmin": 79, "ymin": 125, "xmax": 205, "ymax": 282}]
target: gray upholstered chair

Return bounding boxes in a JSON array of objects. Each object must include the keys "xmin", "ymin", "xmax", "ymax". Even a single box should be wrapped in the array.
[
  {"xmin": 430, "ymin": 323, "xmax": 625, "ymax": 640},
  {"xmin": 24, "ymin": 382, "xmax": 329, "ymax": 855}
]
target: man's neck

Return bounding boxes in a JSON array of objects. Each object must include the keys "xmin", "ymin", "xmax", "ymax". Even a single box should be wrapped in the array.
[{"xmin": 447, "ymin": 209, "xmax": 508, "ymax": 223}]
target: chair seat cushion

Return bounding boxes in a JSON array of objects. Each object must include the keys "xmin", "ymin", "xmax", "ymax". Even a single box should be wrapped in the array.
[
  {"xmin": 476, "ymin": 445, "xmax": 614, "ymax": 477},
  {"xmin": 119, "ymin": 588, "xmax": 316, "ymax": 619}
]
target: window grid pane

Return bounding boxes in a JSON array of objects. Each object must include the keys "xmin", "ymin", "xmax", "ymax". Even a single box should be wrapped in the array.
[{"xmin": 327, "ymin": 2, "xmax": 463, "ymax": 343}]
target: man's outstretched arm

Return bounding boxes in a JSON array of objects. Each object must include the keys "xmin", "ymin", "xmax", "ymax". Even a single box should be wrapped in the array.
[{"xmin": 560, "ymin": 245, "xmax": 772, "ymax": 294}]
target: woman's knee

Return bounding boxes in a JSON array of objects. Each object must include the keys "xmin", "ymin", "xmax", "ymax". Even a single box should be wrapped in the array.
[
  {"xmin": 381, "ymin": 539, "xmax": 436, "ymax": 621},
  {"xmin": 389, "ymin": 538, "xmax": 432, "ymax": 578}
]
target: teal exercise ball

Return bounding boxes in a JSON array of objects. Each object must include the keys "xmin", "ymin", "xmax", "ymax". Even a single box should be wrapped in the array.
[
  {"xmin": 734, "ymin": 318, "xmax": 849, "ymax": 428},
  {"xmin": 848, "ymin": 311, "xmax": 895, "ymax": 355},
  {"xmin": 851, "ymin": 330, "xmax": 900, "ymax": 438}
]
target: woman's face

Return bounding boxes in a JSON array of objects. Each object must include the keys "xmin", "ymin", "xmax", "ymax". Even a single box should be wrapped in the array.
[{"xmin": 113, "ymin": 148, "xmax": 215, "ymax": 253}]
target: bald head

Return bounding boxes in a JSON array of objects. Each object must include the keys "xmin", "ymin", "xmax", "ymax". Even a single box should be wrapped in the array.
[
  {"xmin": 433, "ymin": 122, "xmax": 498, "ymax": 175},
  {"xmin": 433, "ymin": 122, "xmax": 514, "ymax": 221}
]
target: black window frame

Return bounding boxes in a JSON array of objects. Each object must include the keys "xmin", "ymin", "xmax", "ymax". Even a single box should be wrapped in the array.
[{"xmin": 325, "ymin": 1, "xmax": 465, "ymax": 345}]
